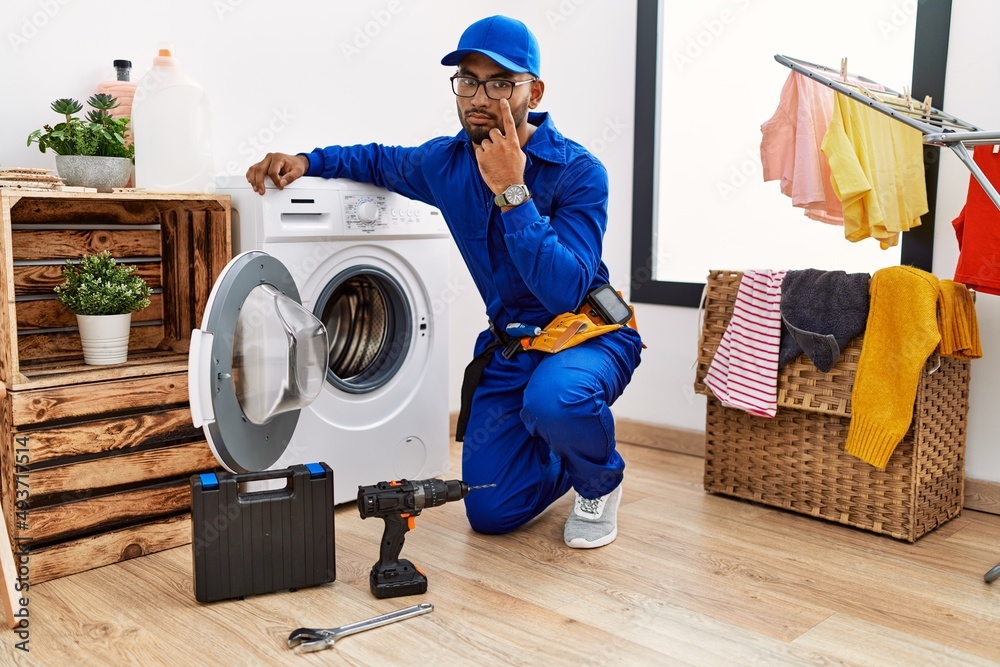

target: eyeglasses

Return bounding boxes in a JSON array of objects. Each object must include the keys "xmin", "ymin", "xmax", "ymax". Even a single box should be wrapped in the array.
[{"xmin": 450, "ymin": 75, "xmax": 536, "ymax": 100}]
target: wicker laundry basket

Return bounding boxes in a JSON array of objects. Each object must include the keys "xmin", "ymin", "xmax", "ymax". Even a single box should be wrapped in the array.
[{"xmin": 695, "ymin": 270, "xmax": 971, "ymax": 542}]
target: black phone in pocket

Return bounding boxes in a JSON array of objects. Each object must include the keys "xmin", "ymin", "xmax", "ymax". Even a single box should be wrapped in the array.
[{"xmin": 586, "ymin": 284, "xmax": 632, "ymax": 325}]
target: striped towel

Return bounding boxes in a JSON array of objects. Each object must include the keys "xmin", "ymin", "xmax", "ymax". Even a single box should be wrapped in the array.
[{"xmin": 705, "ymin": 269, "xmax": 787, "ymax": 418}]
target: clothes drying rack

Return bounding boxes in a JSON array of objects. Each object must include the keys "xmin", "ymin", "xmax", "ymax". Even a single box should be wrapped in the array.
[
  {"xmin": 776, "ymin": 54, "xmax": 1000, "ymax": 212},
  {"xmin": 776, "ymin": 54, "xmax": 1000, "ymax": 584}
]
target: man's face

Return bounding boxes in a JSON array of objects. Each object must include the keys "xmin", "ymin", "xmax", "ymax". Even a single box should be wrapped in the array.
[{"xmin": 455, "ymin": 53, "xmax": 536, "ymax": 145}]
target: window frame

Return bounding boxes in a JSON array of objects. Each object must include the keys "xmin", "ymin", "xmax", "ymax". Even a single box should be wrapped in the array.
[{"xmin": 629, "ymin": 0, "xmax": 954, "ymax": 307}]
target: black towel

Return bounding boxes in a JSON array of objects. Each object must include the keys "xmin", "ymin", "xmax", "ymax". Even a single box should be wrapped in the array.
[{"xmin": 779, "ymin": 269, "xmax": 870, "ymax": 372}]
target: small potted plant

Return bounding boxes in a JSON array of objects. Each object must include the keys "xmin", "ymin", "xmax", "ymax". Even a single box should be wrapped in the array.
[
  {"xmin": 55, "ymin": 251, "xmax": 151, "ymax": 365},
  {"xmin": 27, "ymin": 94, "xmax": 134, "ymax": 192}
]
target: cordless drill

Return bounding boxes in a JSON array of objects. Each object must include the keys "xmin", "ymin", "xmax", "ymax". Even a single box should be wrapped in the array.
[{"xmin": 358, "ymin": 478, "xmax": 491, "ymax": 599}]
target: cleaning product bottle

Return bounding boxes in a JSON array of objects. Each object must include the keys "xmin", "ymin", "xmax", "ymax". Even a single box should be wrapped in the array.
[
  {"xmin": 96, "ymin": 60, "xmax": 137, "ymax": 129},
  {"xmin": 97, "ymin": 60, "xmax": 138, "ymax": 187},
  {"xmin": 131, "ymin": 43, "xmax": 214, "ymax": 193}
]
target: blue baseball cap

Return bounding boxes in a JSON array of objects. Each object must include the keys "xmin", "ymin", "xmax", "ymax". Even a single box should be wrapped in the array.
[{"xmin": 441, "ymin": 15, "xmax": 540, "ymax": 77}]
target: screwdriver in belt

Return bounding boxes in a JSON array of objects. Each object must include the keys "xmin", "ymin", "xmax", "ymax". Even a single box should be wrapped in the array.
[{"xmin": 506, "ymin": 322, "xmax": 543, "ymax": 338}]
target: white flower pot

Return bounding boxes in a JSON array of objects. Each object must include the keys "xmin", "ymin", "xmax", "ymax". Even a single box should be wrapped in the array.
[{"xmin": 76, "ymin": 313, "xmax": 132, "ymax": 365}]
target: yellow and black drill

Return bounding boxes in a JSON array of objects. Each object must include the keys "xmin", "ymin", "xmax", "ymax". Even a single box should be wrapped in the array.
[{"xmin": 358, "ymin": 478, "xmax": 492, "ymax": 599}]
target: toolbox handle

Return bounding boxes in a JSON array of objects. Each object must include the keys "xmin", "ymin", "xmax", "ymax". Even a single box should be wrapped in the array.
[
  {"xmin": 232, "ymin": 464, "xmax": 329, "ymax": 499},
  {"xmin": 236, "ymin": 468, "xmax": 298, "ymax": 500},
  {"xmin": 231, "ymin": 463, "xmax": 327, "ymax": 484},
  {"xmin": 233, "ymin": 468, "xmax": 298, "ymax": 485}
]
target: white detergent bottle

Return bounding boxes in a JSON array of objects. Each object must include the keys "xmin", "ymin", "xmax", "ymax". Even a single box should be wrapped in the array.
[{"xmin": 131, "ymin": 43, "xmax": 214, "ymax": 192}]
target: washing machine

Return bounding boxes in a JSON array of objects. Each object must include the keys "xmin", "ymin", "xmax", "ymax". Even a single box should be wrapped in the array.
[{"xmin": 211, "ymin": 177, "xmax": 452, "ymax": 504}]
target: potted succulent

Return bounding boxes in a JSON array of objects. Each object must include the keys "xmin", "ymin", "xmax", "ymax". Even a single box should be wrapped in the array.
[
  {"xmin": 55, "ymin": 251, "xmax": 151, "ymax": 365},
  {"xmin": 27, "ymin": 94, "xmax": 134, "ymax": 192}
]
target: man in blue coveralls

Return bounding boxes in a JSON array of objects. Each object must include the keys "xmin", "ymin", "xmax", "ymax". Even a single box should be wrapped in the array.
[{"xmin": 246, "ymin": 15, "xmax": 642, "ymax": 549}]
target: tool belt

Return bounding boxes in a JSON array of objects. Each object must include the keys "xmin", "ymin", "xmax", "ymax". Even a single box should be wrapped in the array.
[{"xmin": 455, "ymin": 293, "xmax": 638, "ymax": 442}]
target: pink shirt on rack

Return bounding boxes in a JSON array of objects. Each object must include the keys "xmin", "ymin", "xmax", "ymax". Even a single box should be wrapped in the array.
[{"xmin": 760, "ymin": 71, "xmax": 844, "ymax": 225}]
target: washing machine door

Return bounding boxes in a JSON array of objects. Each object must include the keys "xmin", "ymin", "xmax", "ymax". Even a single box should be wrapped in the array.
[{"xmin": 189, "ymin": 251, "xmax": 328, "ymax": 472}]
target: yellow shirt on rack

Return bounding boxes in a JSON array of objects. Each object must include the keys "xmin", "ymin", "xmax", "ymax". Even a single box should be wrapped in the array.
[{"xmin": 821, "ymin": 92, "xmax": 928, "ymax": 249}]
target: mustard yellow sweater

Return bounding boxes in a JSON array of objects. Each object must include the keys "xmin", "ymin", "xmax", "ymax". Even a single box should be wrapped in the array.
[
  {"xmin": 845, "ymin": 268, "xmax": 939, "ymax": 468},
  {"xmin": 846, "ymin": 268, "xmax": 982, "ymax": 468}
]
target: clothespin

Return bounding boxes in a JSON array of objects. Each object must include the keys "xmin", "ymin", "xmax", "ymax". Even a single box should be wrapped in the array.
[
  {"xmin": 840, "ymin": 57, "xmax": 848, "ymax": 82},
  {"xmin": 903, "ymin": 86, "xmax": 915, "ymax": 112},
  {"xmin": 855, "ymin": 81, "xmax": 875, "ymax": 100},
  {"xmin": 922, "ymin": 95, "xmax": 933, "ymax": 118}
]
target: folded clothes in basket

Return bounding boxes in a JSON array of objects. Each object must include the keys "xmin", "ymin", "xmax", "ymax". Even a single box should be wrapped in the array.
[{"xmin": 778, "ymin": 269, "xmax": 870, "ymax": 372}]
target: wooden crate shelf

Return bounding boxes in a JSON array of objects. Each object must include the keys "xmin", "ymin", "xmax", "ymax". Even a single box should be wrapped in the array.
[
  {"xmin": 0, "ymin": 190, "xmax": 231, "ymax": 585},
  {"xmin": 0, "ymin": 189, "xmax": 231, "ymax": 390}
]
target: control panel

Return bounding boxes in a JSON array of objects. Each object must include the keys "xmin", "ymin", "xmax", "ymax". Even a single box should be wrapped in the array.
[
  {"xmin": 343, "ymin": 193, "xmax": 432, "ymax": 234},
  {"xmin": 226, "ymin": 177, "xmax": 448, "ymax": 244}
]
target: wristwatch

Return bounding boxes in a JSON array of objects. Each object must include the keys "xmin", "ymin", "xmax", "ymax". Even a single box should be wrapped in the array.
[{"xmin": 494, "ymin": 184, "xmax": 530, "ymax": 208}]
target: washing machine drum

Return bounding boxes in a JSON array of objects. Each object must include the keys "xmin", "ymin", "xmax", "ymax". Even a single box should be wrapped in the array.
[
  {"xmin": 314, "ymin": 267, "xmax": 412, "ymax": 394},
  {"xmin": 188, "ymin": 251, "xmax": 328, "ymax": 473}
]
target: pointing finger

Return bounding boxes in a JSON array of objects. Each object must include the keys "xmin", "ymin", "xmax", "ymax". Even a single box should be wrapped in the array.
[{"xmin": 500, "ymin": 98, "xmax": 517, "ymax": 139}]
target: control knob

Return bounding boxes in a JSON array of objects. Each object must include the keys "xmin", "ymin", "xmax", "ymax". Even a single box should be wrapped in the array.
[{"xmin": 356, "ymin": 198, "xmax": 380, "ymax": 225}]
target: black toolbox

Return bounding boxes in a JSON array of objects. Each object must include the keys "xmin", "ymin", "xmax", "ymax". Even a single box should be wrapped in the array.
[{"xmin": 191, "ymin": 463, "xmax": 336, "ymax": 603}]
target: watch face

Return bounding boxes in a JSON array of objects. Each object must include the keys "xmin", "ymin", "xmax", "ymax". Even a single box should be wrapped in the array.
[{"xmin": 504, "ymin": 185, "xmax": 527, "ymax": 205}]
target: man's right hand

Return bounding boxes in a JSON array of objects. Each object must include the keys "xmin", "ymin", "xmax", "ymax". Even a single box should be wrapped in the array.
[{"xmin": 246, "ymin": 152, "xmax": 310, "ymax": 194}]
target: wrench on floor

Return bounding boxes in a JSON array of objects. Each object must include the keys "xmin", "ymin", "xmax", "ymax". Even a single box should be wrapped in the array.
[{"xmin": 287, "ymin": 602, "xmax": 434, "ymax": 652}]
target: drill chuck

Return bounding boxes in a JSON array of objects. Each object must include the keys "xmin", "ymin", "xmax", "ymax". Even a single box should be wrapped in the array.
[{"xmin": 413, "ymin": 478, "xmax": 469, "ymax": 508}]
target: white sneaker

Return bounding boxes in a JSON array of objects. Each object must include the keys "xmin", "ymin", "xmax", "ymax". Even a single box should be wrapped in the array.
[{"xmin": 564, "ymin": 483, "xmax": 622, "ymax": 549}]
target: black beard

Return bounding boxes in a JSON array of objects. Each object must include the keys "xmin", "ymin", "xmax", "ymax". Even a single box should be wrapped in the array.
[
  {"xmin": 458, "ymin": 101, "xmax": 529, "ymax": 145},
  {"xmin": 463, "ymin": 123, "xmax": 493, "ymax": 145}
]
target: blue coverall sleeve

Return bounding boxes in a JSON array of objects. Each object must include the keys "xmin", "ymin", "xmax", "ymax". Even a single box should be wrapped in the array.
[
  {"xmin": 500, "ymin": 158, "xmax": 608, "ymax": 314},
  {"xmin": 303, "ymin": 142, "xmax": 438, "ymax": 206}
]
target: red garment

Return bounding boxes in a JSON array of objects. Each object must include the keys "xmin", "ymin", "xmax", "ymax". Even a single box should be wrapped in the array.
[{"xmin": 953, "ymin": 146, "xmax": 1000, "ymax": 295}]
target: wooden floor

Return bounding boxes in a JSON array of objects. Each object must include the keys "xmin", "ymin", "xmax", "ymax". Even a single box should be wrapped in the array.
[{"xmin": 9, "ymin": 440, "xmax": 1000, "ymax": 666}]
